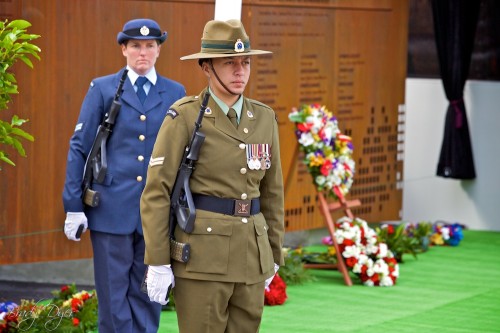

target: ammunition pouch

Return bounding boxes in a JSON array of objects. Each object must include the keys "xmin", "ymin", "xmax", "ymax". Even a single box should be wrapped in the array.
[
  {"xmin": 170, "ymin": 238, "xmax": 190, "ymax": 263},
  {"xmin": 83, "ymin": 188, "xmax": 100, "ymax": 207}
]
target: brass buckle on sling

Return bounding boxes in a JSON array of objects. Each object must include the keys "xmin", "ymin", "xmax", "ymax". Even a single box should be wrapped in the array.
[{"xmin": 234, "ymin": 199, "xmax": 251, "ymax": 217}]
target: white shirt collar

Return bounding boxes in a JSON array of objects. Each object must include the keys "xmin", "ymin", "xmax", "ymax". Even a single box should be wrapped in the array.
[{"xmin": 127, "ymin": 67, "xmax": 157, "ymax": 85}]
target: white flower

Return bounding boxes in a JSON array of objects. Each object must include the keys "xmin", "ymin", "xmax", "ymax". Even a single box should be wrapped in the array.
[
  {"xmin": 342, "ymin": 245, "xmax": 361, "ymax": 258},
  {"xmin": 441, "ymin": 226, "xmax": 451, "ymax": 240},
  {"xmin": 298, "ymin": 132, "xmax": 315, "ymax": 147},
  {"xmin": 315, "ymin": 175, "xmax": 326, "ymax": 186},
  {"xmin": 364, "ymin": 280, "xmax": 375, "ymax": 287},
  {"xmin": 377, "ymin": 243, "xmax": 388, "ymax": 258},
  {"xmin": 379, "ymin": 276, "xmax": 394, "ymax": 287}
]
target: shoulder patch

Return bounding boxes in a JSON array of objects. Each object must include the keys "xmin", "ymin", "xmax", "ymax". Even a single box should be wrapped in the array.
[
  {"xmin": 166, "ymin": 109, "xmax": 178, "ymax": 119},
  {"xmin": 75, "ymin": 122, "xmax": 84, "ymax": 132}
]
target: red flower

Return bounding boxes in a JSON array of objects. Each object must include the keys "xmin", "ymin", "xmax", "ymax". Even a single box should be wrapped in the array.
[
  {"xmin": 61, "ymin": 285, "xmax": 69, "ymax": 292},
  {"xmin": 73, "ymin": 318, "xmax": 80, "ymax": 326},
  {"xmin": 264, "ymin": 273, "xmax": 287, "ymax": 306},
  {"xmin": 297, "ymin": 122, "xmax": 313, "ymax": 133},
  {"xmin": 387, "ymin": 225, "xmax": 394, "ymax": 234},
  {"xmin": 320, "ymin": 160, "xmax": 333, "ymax": 176},
  {"xmin": 343, "ymin": 239, "xmax": 355, "ymax": 247},
  {"xmin": 81, "ymin": 292, "xmax": 90, "ymax": 301},
  {"xmin": 345, "ymin": 257, "xmax": 358, "ymax": 267},
  {"xmin": 4, "ymin": 311, "xmax": 19, "ymax": 323},
  {"xmin": 71, "ymin": 298, "xmax": 83, "ymax": 313}
]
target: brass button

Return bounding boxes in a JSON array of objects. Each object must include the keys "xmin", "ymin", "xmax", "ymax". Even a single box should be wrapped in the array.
[
  {"xmin": 241, "ymin": 218, "xmax": 248, "ymax": 223},
  {"xmin": 241, "ymin": 193, "xmax": 248, "ymax": 200},
  {"xmin": 243, "ymin": 128, "xmax": 249, "ymax": 133},
  {"xmin": 140, "ymin": 115, "xmax": 146, "ymax": 121},
  {"xmin": 139, "ymin": 135, "xmax": 145, "ymax": 141},
  {"xmin": 239, "ymin": 143, "xmax": 246, "ymax": 149},
  {"xmin": 136, "ymin": 176, "xmax": 143, "ymax": 182},
  {"xmin": 240, "ymin": 168, "xmax": 247, "ymax": 174},
  {"xmin": 138, "ymin": 155, "xmax": 144, "ymax": 161}
]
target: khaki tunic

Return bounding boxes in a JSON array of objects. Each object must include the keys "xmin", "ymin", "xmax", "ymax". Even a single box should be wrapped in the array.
[{"xmin": 140, "ymin": 88, "xmax": 285, "ymax": 284}]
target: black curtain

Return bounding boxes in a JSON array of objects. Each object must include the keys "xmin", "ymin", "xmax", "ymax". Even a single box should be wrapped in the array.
[{"xmin": 431, "ymin": 0, "xmax": 480, "ymax": 179}]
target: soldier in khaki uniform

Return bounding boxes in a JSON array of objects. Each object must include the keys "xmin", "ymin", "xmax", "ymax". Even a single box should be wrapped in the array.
[{"xmin": 140, "ymin": 19, "xmax": 285, "ymax": 332}]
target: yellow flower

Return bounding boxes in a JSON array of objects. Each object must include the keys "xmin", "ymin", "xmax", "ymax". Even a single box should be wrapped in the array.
[
  {"xmin": 309, "ymin": 155, "xmax": 324, "ymax": 167},
  {"xmin": 327, "ymin": 246, "xmax": 336, "ymax": 256},
  {"xmin": 430, "ymin": 233, "xmax": 444, "ymax": 245}
]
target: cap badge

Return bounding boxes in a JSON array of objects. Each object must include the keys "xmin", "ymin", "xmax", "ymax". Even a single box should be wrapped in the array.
[
  {"xmin": 234, "ymin": 39, "xmax": 244, "ymax": 53},
  {"xmin": 140, "ymin": 26, "xmax": 150, "ymax": 36}
]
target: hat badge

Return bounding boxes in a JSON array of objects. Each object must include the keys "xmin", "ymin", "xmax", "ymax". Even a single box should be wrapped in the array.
[
  {"xmin": 140, "ymin": 26, "xmax": 150, "ymax": 36},
  {"xmin": 234, "ymin": 39, "xmax": 244, "ymax": 53}
]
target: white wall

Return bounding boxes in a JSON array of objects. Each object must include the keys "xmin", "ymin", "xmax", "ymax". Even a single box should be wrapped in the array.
[{"xmin": 403, "ymin": 78, "xmax": 500, "ymax": 231}]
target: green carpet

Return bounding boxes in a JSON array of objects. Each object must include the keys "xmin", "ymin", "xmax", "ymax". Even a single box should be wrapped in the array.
[{"xmin": 158, "ymin": 230, "xmax": 500, "ymax": 332}]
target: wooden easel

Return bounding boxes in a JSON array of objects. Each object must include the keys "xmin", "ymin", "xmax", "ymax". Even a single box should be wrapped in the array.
[{"xmin": 303, "ymin": 191, "xmax": 361, "ymax": 286}]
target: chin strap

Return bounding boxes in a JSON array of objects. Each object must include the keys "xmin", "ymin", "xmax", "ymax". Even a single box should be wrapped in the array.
[{"xmin": 208, "ymin": 59, "xmax": 239, "ymax": 96}]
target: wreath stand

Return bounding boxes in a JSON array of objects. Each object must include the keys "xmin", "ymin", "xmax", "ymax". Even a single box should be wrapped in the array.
[{"xmin": 303, "ymin": 191, "xmax": 361, "ymax": 286}]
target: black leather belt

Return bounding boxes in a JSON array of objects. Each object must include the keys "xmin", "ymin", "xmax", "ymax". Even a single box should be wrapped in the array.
[{"xmin": 193, "ymin": 194, "xmax": 260, "ymax": 217}]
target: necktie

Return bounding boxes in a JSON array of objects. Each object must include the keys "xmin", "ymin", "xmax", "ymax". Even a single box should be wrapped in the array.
[
  {"xmin": 227, "ymin": 108, "xmax": 238, "ymax": 128},
  {"xmin": 136, "ymin": 76, "xmax": 148, "ymax": 104}
]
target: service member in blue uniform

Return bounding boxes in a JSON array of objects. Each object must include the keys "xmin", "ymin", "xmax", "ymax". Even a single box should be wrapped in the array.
[
  {"xmin": 140, "ymin": 19, "xmax": 285, "ymax": 332},
  {"xmin": 62, "ymin": 18, "xmax": 185, "ymax": 333}
]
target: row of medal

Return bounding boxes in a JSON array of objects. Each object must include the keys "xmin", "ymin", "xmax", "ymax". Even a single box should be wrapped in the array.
[{"xmin": 246, "ymin": 144, "xmax": 272, "ymax": 170}]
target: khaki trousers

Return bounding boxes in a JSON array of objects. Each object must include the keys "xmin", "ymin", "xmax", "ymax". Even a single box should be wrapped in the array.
[{"xmin": 174, "ymin": 277, "xmax": 266, "ymax": 333}]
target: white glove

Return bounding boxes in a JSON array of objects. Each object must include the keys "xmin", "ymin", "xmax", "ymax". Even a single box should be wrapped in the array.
[
  {"xmin": 64, "ymin": 212, "xmax": 88, "ymax": 241},
  {"xmin": 265, "ymin": 263, "xmax": 280, "ymax": 290},
  {"xmin": 147, "ymin": 265, "xmax": 174, "ymax": 305}
]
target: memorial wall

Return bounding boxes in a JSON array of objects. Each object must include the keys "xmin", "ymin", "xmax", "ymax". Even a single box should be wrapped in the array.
[
  {"xmin": 0, "ymin": 0, "xmax": 408, "ymax": 263},
  {"xmin": 244, "ymin": 0, "xmax": 408, "ymax": 230}
]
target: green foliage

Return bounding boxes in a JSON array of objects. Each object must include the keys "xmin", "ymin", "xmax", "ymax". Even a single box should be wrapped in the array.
[
  {"xmin": 376, "ymin": 223, "xmax": 421, "ymax": 262},
  {"xmin": 0, "ymin": 19, "xmax": 41, "ymax": 169},
  {"xmin": 0, "ymin": 284, "xmax": 98, "ymax": 332},
  {"xmin": 405, "ymin": 221, "xmax": 433, "ymax": 251},
  {"xmin": 279, "ymin": 248, "xmax": 315, "ymax": 285}
]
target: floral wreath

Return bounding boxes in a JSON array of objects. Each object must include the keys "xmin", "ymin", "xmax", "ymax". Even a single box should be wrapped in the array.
[
  {"xmin": 429, "ymin": 221, "xmax": 464, "ymax": 246},
  {"xmin": 333, "ymin": 216, "xmax": 399, "ymax": 286},
  {"xmin": 289, "ymin": 104, "xmax": 355, "ymax": 201},
  {"xmin": 0, "ymin": 284, "xmax": 97, "ymax": 332}
]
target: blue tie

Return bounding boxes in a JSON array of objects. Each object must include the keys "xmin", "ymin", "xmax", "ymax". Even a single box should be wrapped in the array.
[{"xmin": 136, "ymin": 77, "xmax": 148, "ymax": 104}]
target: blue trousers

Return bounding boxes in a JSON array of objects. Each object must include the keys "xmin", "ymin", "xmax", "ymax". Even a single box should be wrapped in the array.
[{"xmin": 90, "ymin": 231, "xmax": 161, "ymax": 333}]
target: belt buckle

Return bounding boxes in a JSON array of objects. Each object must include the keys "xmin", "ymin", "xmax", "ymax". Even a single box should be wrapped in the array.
[{"xmin": 234, "ymin": 199, "xmax": 251, "ymax": 217}]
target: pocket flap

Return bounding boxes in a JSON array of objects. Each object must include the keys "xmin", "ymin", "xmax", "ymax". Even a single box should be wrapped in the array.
[
  {"xmin": 254, "ymin": 219, "xmax": 268, "ymax": 236},
  {"xmin": 192, "ymin": 220, "xmax": 233, "ymax": 236}
]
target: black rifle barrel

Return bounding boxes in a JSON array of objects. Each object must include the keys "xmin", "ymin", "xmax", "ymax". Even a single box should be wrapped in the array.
[
  {"xmin": 169, "ymin": 91, "xmax": 211, "ymax": 236},
  {"xmin": 77, "ymin": 69, "xmax": 128, "ymax": 239}
]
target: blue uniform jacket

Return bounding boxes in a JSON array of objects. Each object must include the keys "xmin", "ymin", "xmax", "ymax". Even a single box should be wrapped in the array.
[{"xmin": 63, "ymin": 68, "xmax": 185, "ymax": 235}]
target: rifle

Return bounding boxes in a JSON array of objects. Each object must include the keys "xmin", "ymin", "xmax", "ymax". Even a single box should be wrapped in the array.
[
  {"xmin": 76, "ymin": 69, "xmax": 128, "ymax": 238},
  {"xmin": 169, "ymin": 91, "xmax": 210, "ymax": 262}
]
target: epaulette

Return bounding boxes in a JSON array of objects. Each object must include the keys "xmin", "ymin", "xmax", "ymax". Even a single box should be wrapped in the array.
[
  {"xmin": 167, "ymin": 95, "xmax": 199, "ymax": 119},
  {"xmin": 248, "ymin": 98, "xmax": 273, "ymax": 110},
  {"xmin": 171, "ymin": 95, "xmax": 199, "ymax": 108}
]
